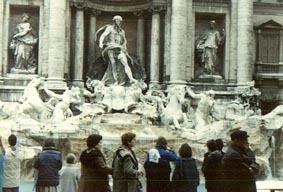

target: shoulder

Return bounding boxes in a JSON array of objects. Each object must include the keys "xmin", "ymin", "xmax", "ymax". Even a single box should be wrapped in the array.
[
  {"xmin": 40, "ymin": 148, "xmax": 61, "ymax": 157},
  {"xmin": 81, "ymin": 148, "xmax": 102, "ymax": 158},
  {"xmin": 102, "ymin": 25, "xmax": 113, "ymax": 32},
  {"xmin": 210, "ymin": 150, "xmax": 223, "ymax": 157},
  {"xmin": 116, "ymin": 147, "xmax": 133, "ymax": 161}
]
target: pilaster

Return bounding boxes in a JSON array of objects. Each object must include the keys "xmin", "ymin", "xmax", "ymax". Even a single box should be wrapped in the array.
[
  {"xmin": 0, "ymin": 0, "xmax": 4, "ymax": 77},
  {"xmin": 169, "ymin": 0, "xmax": 189, "ymax": 85},
  {"xmin": 73, "ymin": 2, "xmax": 86, "ymax": 84},
  {"xmin": 46, "ymin": 0, "xmax": 67, "ymax": 89},
  {"xmin": 163, "ymin": 0, "xmax": 172, "ymax": 82},
  {"xmin": 149, "ymin": 6, "xmax": 162, "ymax": 88},
  {"xmin": 134, "ymin": 11, "xmax": 146, "ymax": 69},
  {"xmin": 237, "ymin": 0, "xmax": 253, "ymax": 83},
  {"xmin": 87, "ymin": 8, "xmax": 101, "ymax": 73}
]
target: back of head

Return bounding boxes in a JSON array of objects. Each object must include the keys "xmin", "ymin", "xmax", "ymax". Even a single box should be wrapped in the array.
[
  {"xmin": 179, "ymin": 143, "xmax": 192, "ymax": 158},
  {"xmin": 87, "ymin": 134, "xmax": 102, "ymax": 148},
  {"xmin": 65, "ymin": 153, "xmax": 76, "ymax": 164},
  {"xmin": 121, "ymin": 132, "xmax": 136, "ymax": 146},
  {"xmin": 156, "ymin": 136, "xmax": 167, "ymax": 148},
  {"xmin": 230, "ymin": 130, "xmax": 249, "ymax": 141},
  {"xmin": 44, "ymin": 138, "xmax": 55, "ymax": 148},
  {"xmin": 215, "ymin": 138, "xmax": 224, "ymax": 150},
  {"xmin": 8, "ymin": 134, "xmax": 17, "ymax": 146},
  {"xmin": 206, "ymin": 139, "xmax": 217, "ymax": 152}
]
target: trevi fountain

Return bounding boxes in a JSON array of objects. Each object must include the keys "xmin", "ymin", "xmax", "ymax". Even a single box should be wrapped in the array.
[{"xmin": 1, "ymin": 0, "xmax": 283, "ymax": 191}]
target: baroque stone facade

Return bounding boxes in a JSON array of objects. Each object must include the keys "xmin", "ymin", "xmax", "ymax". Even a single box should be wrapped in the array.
[{"xmin": 0, "ymin": 0, "xmax": 283, "ymax": 113}]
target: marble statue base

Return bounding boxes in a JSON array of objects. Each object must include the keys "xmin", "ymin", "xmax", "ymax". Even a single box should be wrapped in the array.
[
  {"xmin": 10, "ymin": 67, "xmax": 36, "ymax": 74},
  {"xmin": 198, "ymin": 74, "xmax": 223, "ymax": 83}
]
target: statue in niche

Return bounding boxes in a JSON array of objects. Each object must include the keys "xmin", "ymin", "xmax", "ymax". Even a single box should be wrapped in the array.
[
  {"xmin": 195, "ymin": 20, "xmax": 225, "ymax": 76},
  {"xmin": 87, "ymin": 15, "xmax": 145, "ymax": 87},
  {"xmin": 9, "ymin": 13, "xmax": 38, "ymax": 73}
]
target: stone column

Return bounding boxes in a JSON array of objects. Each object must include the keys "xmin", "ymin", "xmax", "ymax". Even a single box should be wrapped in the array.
[
  {"xmin": 256, "ymin": 29, "xmax": 262, "ymax": 64},
  {"xmin": 279, "ymin": 30, "xmax": 283, "ymax": 73},
  {"xmin": 73, "ymin": 4, "xmax": 85, "ymax": 85},
  {"xmin": 47, "ymin": 0, "xmax": 67, "ymax": 86},
  {"xmin": 0, "ymin": 0, "xmax": 4, "ymax": 77},
  {"xmin": 237, "ymin": 0, "xmax": 253, "ymax": 83},
  {"xmin": 229, "ymin": 0, "xmax": 238, "ymax": 83},
  {"xmin": 134, "ymin": 11, "xmax": 145, "ymax": 69},
  {"xmin": 87, "ymin": 9, "xmax": 101, "ymax": 73},
  {"xmin": 186, "ymin": 0, "xmax": 193, "ymax": 81},
  {"xmin": 279, "ymin": 30, "xmax": 283, "ymax": 65},
  {"xmin": 149, "ymin": 7, "xmax": 162, "ymax": 88},
  {"xmin": 169, "ymin": 0, "xmax": 188, "ymax": 85},
  {"xmin": 164, "ymin": 0, "xmax": 172, "ymax": 81}
]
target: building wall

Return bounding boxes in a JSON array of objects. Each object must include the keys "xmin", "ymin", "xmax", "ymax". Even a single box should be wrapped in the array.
[{"xmin": 1, "ymin": 0, "xmax": 283, "ymax": 112}]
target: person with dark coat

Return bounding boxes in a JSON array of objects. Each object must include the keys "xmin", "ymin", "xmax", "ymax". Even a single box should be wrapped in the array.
[
  {"xmin": 172, "ymin": 143, "xmax": 199, "ymax": 192},
  {"xmin": 145, "ymin": 136, "xmax": 178, "ymax": 190},
  {"xmin": 215, "ymin": 138, "xmax": 225, "ymax": 156},
  {"xmin": 34, "ymin": 138, "xmax": 63, "ymax": 192},
  {"xmin": 155, "ymin": 136, "xmax": 178, "ymax": 161},
  {"xmin": 202, "ymin": 139, "xmax": 224, "ymax": 192},
  {"xmin": 112, "ymin": 132, "xmax": 143, "ymax": 192},
  {"xmin": 144, "ymin": 148, "xmax": 171, "ymax": 192},
  {"xmin": 222, "ymin": 130, "xmax": 258, "ymax": 192},
  {"xmin": 78, "ymin": 134, "xmax": 113, "ymax": 192}
]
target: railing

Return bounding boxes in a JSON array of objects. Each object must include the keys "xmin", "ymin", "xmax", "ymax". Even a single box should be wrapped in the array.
[{"xmin": 255, "ymin": 63, "xmax": 283, "ymax": 74}]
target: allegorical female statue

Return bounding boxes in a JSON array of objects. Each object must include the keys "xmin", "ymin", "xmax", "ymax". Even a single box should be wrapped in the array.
[
  {"xmin": 196, "ymin": 20, "xmax": 225, "ymax": 75},
  {"xmin": 10, "ymin": 13, "xmax": 38, "ymax": 72}
]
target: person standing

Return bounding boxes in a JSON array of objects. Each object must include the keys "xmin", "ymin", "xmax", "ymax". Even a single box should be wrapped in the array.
[
  {"xmin": 59, "ymin": 153, "xmax": 80, "ymax": 192},
  {"xmin": 144, "ymin": 148, "xmax": 171, "ymax": 192},
  {"xmin": 34, "ymin": 138, "xmax": 62, "ymax": 192},
  {"xmin": 215, "ymin": 138, "xmax": 225, "ymax": 156},
  {"xmin": 112, "ymin": 132, "xmax": 143, "ymax": 192},
  {"xmin": 78, "ymin": 134, "xmax": 113, "ymax": 192},
  {"xmin": 2, "ymin": 134, "xmax": 22, "ymax": 192},
  {"xmin": 0, "ymin": 137, "xmax": 5, "ymax": 192},
  {"xmin": 144, "ymin": 136, "xmax": 177, "ymax": 190},
  {"xmin": 172, "ymin": 143, "xmax": 199, "ymax": 192},
  {"xmin": 222, "ymin": 130, "xmax": 258, "ymax": 192},
  {"xmin": 202, "ymin": 139, "xmax": 223, "ymax": 192}
]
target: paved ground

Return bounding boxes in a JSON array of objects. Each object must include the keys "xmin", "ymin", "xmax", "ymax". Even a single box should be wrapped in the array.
[{"xmin": 20, "ymin": 180, "xmax": 206, "ymax": 192}]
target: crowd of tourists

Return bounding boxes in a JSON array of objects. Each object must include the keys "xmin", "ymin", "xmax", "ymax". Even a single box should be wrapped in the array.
[{"xmin": 0, "ymin": 130, "xmax": 259, "ymax": 192}]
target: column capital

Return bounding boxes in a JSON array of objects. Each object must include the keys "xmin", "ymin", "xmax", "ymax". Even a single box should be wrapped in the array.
[
  {"xmin": 133, "ymin": 11, "xmax": 144, "ymax": 17},
  {"xmin": 149, "ymin": 4, "xmax": 166, "ymax": 13},
  {"xmin": 88, "ymin": 8, "xmax": 102, "ymax": 16},
  {"xmin": 72, "ymin": 0, "xmax": 87, "ymax": 10}
]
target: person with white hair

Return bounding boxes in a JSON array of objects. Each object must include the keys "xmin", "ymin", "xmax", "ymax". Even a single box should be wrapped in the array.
[
  {"xmin": 59, "ymin": 153, "xmax": 80, "ymax": 192},
  {"xmin": 144, "ymin": 148, "xmax": 172, "ymax": 192},
  {"xmin": 96, "ymin": 15, "xmax": 138, "ymax": 86}
]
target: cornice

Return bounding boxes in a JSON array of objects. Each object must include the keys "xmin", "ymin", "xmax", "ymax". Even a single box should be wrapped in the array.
[
  {"xmin": 193, "ymin": 0, "xmax": 229, "ymax": 7},
  {"xmin": 254, "ymin": 2, "xmax": 283, "ymax": 15},
  {"xmin": 70, "ymin": 0, "xmax": 166, "ymax": 12},
  {"xmin": 254, "ymin": 2, "xmax": 283, "ymax": 8}
]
